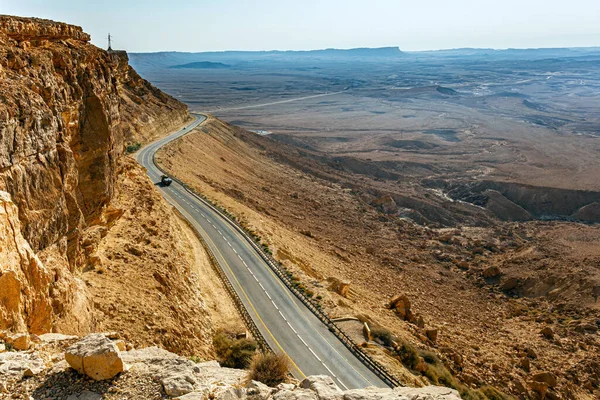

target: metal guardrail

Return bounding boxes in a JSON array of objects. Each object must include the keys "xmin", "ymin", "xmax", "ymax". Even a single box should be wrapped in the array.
[
  {"xmin": 151, "ymin": 118, "xmax": 402, "ymax": 388},
  {"xmin": 194, "ymin": 222, "xmax": 272, "ymax": 353}
]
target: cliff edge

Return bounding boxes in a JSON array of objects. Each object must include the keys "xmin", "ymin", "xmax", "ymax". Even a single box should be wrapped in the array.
[{"xmin": 0, "ymin": 15, "xmax": 210, "ymax": 355}]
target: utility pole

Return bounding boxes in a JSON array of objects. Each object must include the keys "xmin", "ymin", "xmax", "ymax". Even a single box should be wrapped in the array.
[{"xmin": 107, "ymin": 33, "xmax": 112, "ymax": 51}]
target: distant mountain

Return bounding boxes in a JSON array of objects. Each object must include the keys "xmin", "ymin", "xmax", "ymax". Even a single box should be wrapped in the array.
[
  {"xmin": 129, "ymin": 47, "xmax": 403, "ymax": 70},
  {"xmin": 169, "ymin": 61, "xmax": 231, "ymax": 69},
  {"xmin": 411, "ymin": 47, "xmax": 600, "ymax": 60}
]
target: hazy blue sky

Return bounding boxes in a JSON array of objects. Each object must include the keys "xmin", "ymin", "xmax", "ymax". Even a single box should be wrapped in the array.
[{"xmin": 3, "ymin": 0, "xmax": 599, "ymax": 52}]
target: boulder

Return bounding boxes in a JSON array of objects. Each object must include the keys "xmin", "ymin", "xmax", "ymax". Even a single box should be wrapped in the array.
[
  {"xmin": 539, "ymin": 327, "xmax": 554, "ymax": 339},
  {"xmin": 328, "ymin": 278, "xmax": 351, "ymax": 298},
  {"xmin": 300, "ymin": 375, "xmax": 343, "ymax": 400},
  {"xmin": 65, "ymin": 333, "xmax": 125, "ymax": 381},
  {"xmin": 482, "ymin": 266, "xmax": 501, "ymax": 279},
  {"xmin": 532, "ymin": 372, "xmax": 557, "ymax": 388},
  {"xmin": 425, "ymin": 329, "xmax": 438, "ymax": 343},
  {"xmin": 7, "ymin": 333, "xmax": 31, "ymax": 350},
  {"xmin": 389, "ymin": 295, "xmax": 411, "ymax": 320}
]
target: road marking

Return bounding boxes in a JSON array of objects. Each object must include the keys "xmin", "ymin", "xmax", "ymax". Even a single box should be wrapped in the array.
[
  {"xmin": 223, "ymin": 212, "xmax": 373, "ymax": 389},
  {"xmin": 193, "ymin": 221, "xmax": 306, "ymax": 379}
]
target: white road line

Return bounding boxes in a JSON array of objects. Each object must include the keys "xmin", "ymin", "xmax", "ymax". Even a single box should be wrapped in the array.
[
  {"xmin": 309, "ymin": 348, "xmax": 323, "ymax": 362},
  {"xmin": 278, "ymin": 310, "xmax": 287, "ymax": 322},
  {"xmin": 286, "ymin": 321, "xmax": 297, "ymax": 334}
]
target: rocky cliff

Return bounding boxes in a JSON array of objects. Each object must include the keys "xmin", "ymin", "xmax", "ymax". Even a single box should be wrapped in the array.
[{"xmin": 0, "ymin": 15, "xmax": 191, "ymax": 337}]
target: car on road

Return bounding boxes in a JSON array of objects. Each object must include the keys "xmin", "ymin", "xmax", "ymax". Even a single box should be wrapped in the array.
[{"xmin": 160, "ymin": 175, "xmax": 172, "ymax": 186}]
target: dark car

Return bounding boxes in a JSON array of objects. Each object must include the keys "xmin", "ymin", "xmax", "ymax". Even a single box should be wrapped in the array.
[{"xmin": 160, "ymin": 175, "xmax": 173, "ymax": 186}]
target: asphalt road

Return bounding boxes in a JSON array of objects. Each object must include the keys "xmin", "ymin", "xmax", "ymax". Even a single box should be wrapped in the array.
[{"xmin": 136, "ymin": 114, "xmax": 388, "ymax": 389}]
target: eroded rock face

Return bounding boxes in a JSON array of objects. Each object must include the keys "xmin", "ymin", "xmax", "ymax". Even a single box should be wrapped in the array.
[
  {"xmin": 0, "ymin": 15, "xmax": 188, "ymax": 334},
  {"xmin": 0, "ymin": 191, "xmax": 54, "ymax": 333}
]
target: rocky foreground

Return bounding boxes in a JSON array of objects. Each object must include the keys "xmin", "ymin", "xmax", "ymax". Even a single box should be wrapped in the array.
[{"xmin": 0, "ymin": 331, "xmax": 460, "ymax": 400}]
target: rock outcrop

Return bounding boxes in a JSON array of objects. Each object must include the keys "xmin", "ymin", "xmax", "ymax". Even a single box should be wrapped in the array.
[
  {"xmin": 0, "ymin": 331, "xmax": 463, "ymax": 399},
  {"xmin": 0, "ymin": 15, "xmax": 189, "ymax": 335},
  {"xmin": 65, "ymin": 334, "xmax": 125, "ymax": 381}
]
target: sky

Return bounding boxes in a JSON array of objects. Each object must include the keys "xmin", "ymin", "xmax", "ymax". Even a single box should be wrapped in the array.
[{"xmin": 2, "ymin": 0, "xmax": 599, "ymax": 52}]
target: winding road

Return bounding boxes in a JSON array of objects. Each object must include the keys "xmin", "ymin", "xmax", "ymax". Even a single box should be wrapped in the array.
[{"xmin": 136, "ymin": 114, "xmax": 388, "ymax": 389}]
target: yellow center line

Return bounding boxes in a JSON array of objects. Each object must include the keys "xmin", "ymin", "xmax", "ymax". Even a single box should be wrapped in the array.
[
  {"xmin": 171, "ymin": 198, "xmax": 306, "ymax": 379},
  {"xmin": 223, "ymin": 216, "xmax": 375, "ymax": 386}
]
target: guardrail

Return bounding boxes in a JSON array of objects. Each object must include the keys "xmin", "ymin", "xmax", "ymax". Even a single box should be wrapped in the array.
[
  {"xmin": 185, "ymin": 213, "xmax": 272, "ymax": 353},
  {"xmin": 151, "ymin": 118, "xmax": 403, "ymax": 388}
]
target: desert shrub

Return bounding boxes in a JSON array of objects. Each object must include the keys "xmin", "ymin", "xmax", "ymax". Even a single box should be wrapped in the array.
[
  {"xmin": 420, "ymin": 349, "xmax": 440, "ymax": 365},
  {"xmin": 396, "ymin": 342, "xmax": 419, "ymax": 369},
  {"xmin": 458, "ymin": 386, "xmax": 488, "ymax": 400},
  {"xmin": 126, "ymin": 142, "xmax": 141, "ymax": 153},
  {"xmin": 371, "ymin": 328, "xmax": 394, "ymax": 347},
  {"xmin": 213, "ymin": 331, "xmax": 257, "ymax": 369},
  {"xmin": 249, "ymin": 352, "xmax": 289, "ymax": 387},
  {"xmin": 480, "ymin": 386, "xmax": 514, "ymax": 400}
]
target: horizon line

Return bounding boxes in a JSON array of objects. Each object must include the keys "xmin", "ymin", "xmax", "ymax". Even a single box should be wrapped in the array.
[{"xmin": 124, "ymin": 45, "xmax": 600, "ymax": 54}]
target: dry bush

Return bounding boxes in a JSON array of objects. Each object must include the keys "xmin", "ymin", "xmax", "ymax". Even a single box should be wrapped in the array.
[
  {"xmin": 213, "ymin": 331, "xmax": 257, "ymax": 369},
  {"xmin": 249, "ymin": 352, "xmax": 289, "ymax": 387}
]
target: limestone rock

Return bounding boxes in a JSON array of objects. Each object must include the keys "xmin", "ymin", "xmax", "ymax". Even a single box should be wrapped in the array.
[
  {"xmin": 394, "ymin": 385, "xmax": 462, "ymax": 400},
  {"xmin": 176, "ymin": 393, "xmax": 207, "ymax": 400},
  {"xmin": 247, "ymin": 380, "xmax": 275, "ymax": 399},
  {"xmin": 163, "ymin": 374, "xmax": 197, "ymax": 397},
  {"xmin": 38, "ymin": 333, "xmax": 79, "ymax": 343},
  {"xmin": 0, "ymin": 351, "xmax": 45, "ymax": 378},
  {"xmin": 300, "ymin": 375, "xmax": 343, "ymax": 400},
  {"xmin": 277, "ymin": 383, "xmax": 296, "ymax": 391},
  {"xmin": 8, "ymin": 333, "xmax": 31, "ymax": 350},
  {"xmin": 274, "ymin": 388, "xmax": 318, "ymax": 400},
  {"xmin": 65, "ymin": 333, "xmax": 125, "ymax": 380}
]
